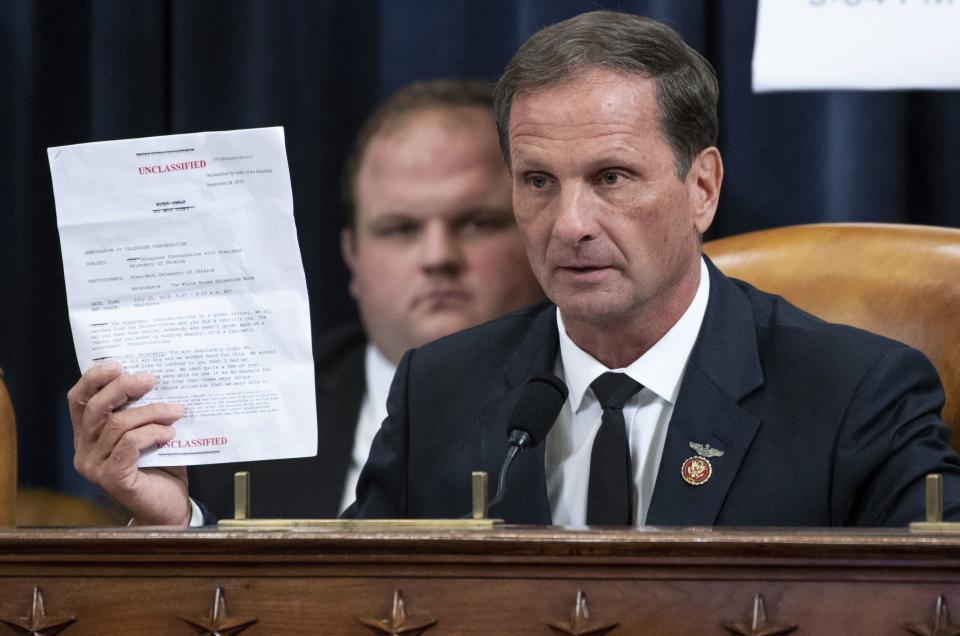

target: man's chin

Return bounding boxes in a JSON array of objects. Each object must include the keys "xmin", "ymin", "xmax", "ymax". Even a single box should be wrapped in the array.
[
  {"xmin": 553, "ymin": 294, "xmax": 625, "ymax": 327},
  {"xmin": 414, "ymin": 312, "xmax": 477, "ymax": 345}
]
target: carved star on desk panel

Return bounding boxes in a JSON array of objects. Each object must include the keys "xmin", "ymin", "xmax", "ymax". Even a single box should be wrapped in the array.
[
  {"xmin": 357, "ymin": 590, "xmax": 437, "ymax": 635},
  {"xmin": 544, "ymin": 590, "xmax": 619, "ymax": 636},
  {"xmin": 904, "ymin": 595, "xmax": 960, "ymax": 636},
  {"xmin": 0, "ymin": 587, "xmax": 75, "ymax": 636},
  {"xmin": 178, "ymin": 587, "xmax": 257, "ymax": 636},
  {"xmin": 721, "ymin": 594, "xmax": 796, "ymax": 636}
]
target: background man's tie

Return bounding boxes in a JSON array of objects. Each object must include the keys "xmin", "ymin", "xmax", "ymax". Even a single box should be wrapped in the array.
[{"xmin": 586, "ymin": 372, "xmax": 643, "ymax": 525}]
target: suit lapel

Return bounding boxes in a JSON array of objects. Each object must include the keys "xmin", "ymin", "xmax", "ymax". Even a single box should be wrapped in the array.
[
  {"xmin": 646, "ymin": 364, "xmax": 761, "ymax": 525},
  {"xmin": 647, "ymin": 259, "xmax": 764, "ymax": 526},
  {"xmin": 477, "ymin": 303, "xmax": 560, "ymax": 524}
]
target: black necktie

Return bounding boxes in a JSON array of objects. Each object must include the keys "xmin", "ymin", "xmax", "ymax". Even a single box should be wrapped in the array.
[{"xmin": 586, "ymin": 372, "xmax": 642, "ymax": 525}]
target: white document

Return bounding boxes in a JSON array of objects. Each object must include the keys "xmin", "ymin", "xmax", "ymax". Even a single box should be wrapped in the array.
[
  {"xmin": 49, "ymin": 127, "xmax": 317, "ymax": 467},
  {"xmin": 753, "ymin": 0, "xmax": 960, "ymax": 91}
]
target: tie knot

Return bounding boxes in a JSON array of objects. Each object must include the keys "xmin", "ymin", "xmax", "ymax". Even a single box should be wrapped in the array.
[{"xmin": 590, "ymin": 372, "xmax": 642, "ymax": 410}]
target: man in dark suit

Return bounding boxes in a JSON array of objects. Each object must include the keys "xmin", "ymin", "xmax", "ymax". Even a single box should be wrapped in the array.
[
  {"xmin": 67, "ymin": 80, "xmax": 542, "ymax": 525},
  {"xmin": 353, "ymin": 269, "xmax": 960, "ymax": 526},
  {"xmin": 350, "ymin": 11, "xmax": 960, "ymax": 526}
]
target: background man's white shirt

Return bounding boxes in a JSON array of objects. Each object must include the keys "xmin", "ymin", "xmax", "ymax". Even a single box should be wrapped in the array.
[{"xmin": 339, "ymin": 344, "xmax": 395, "ymax": 513}]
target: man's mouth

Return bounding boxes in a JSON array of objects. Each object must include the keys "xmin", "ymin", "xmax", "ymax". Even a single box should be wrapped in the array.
[
  {"xmin": 415, "ymin": 289, "xmax": 471, "ymax": 308},
  {"xmin": 562, "ymin": 265, "xmax": 607, "ymax": 272},
  {"xmin": 555, "ymin": 264, "xmax": 613, "ymax": 282}
]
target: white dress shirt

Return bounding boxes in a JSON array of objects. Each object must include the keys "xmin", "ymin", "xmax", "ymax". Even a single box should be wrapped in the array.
[
  {"xmin": 338, "ymin": 344, "xmax": 395, "ymax": 514},
  {"xmin": 545, "ymin": 258, "xmax": 710, "ymax": 527}
]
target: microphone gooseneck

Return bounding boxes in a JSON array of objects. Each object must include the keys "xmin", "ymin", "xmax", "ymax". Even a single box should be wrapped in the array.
[{"xmin": 487, "ymin": 373, "xmax": 568, "ymax": 512}]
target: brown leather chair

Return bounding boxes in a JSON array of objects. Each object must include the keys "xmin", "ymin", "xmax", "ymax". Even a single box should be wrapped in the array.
[
  {"xmin": 0, "ymin": 369, "xmax": 15, "ymax": 526},
  {"xmin": 704, "ymin": 222, "xmax": 960, "ymax": 451},
  {"xmin": 16, "ymin": 488, "xmax": 123, "ymax": 527},
  {"xmin": 0, "ymin": 368, "xmax": 121, "ymax": 526}
]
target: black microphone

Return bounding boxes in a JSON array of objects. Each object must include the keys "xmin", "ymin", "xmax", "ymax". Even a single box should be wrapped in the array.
[{"xmin": 487, "ymin": 373, "xmax": 568, "ymax": 513}]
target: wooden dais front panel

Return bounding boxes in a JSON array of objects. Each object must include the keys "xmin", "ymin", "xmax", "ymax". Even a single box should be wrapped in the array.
[{"xmin": 1, "ymin": 527, "xmax": 959, "ymax": 635}]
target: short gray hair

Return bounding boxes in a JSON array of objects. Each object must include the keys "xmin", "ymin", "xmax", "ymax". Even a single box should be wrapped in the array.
[{"xmin": 493, "ymin": 11, "xmax": 718, "ymax": 178}]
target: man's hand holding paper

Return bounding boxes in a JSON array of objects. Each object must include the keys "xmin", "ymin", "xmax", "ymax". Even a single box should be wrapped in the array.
[
  {"xmin": 50, "ymin": 127, "xmax": 317, "ymax": 524},
  {"xmin": 68, "ymin": 362, "xmax": 190, "ymax": 525}
]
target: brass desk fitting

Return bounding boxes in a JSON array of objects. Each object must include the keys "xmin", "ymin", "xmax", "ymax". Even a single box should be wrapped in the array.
[
  {"xmin": 910, "ymin": 473, "xmax": 960, "ymax": 533},
  {"xmin": 218, "ymin": 469, "xmax": 502, "ymax": 530}
]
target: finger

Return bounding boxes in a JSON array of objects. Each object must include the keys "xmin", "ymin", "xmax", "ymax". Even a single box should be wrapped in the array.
[
  {"xmin": 94, "ymin": 402, "xmax": 184, "ymax": 462},
  {"xmin": 75, "ymin": 417, "xmax": 176, "ymax": 488},
  {"xmin": 111, "ymin": 423, "xmax": 178, "ymax": 477},
  {"xmin": 67, "ymin": 361, "xmax": 123, "ymax": 429},
  {"xmin": 153, "ymin": 465, "xmax": 188, "ymax": 482},
  {"xmin": 79, "ymin": 373, "xmax": 158, "ymax": 442},
  {"xmin": 94, "ymin": 423, "xmax": 179, "ymax": 501},
  {"xmin": 87, "ymin": 372, "xmax": 157, "ymax": 414}
]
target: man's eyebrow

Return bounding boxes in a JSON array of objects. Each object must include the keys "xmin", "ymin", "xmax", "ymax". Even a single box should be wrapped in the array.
[
  {"xmin": 509, "ymin": 154, "xmax": 549, "ymax": 172},
  {"xmin": 365, "ymin": 212, "xmax": 421, "ymax": 228},
  {"xmin": 367, "ymin": 211, "xmax": 418, "ymax": 221},
  {"xmin": 453, "ymin": 207, "xmax": 514, "ymax": 218},
  {"xmin": 583, "ymin": 155, "xmax": 639, "ymax": 171}
]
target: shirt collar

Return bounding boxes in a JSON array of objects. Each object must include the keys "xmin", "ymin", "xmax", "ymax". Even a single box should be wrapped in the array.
[{"xmin": 556, "ymin": 257, "xmax": 710, "ymax": 412}]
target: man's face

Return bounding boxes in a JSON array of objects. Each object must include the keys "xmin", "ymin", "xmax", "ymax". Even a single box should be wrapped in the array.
[
  {"xmin": 343, "ymin": 106, "xmax": 542, "ymax": 364},
  {"xmin": 508, "ymin": 67, "xmax": 721, "ymax": 347}
]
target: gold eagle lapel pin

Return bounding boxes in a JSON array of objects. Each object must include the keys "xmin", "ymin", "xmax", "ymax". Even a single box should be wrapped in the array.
[{"xmin": 681, "ymin": 441, "xmax": 725, "ymax": 486}]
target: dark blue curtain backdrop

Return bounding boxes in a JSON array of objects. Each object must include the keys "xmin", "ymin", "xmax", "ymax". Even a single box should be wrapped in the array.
[{"xmin": 2, "ymin": 1, "xmax": 959, "ymax": 497}]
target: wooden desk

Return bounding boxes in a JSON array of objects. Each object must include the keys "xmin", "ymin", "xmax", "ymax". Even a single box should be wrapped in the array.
[{"xmin": 1, "ymin": 526, "xmax": 959, "ymax": 634}]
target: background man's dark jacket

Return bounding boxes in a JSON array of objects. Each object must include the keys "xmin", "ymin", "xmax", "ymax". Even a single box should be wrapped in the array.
[
  {"xmin": 352, "ymin": 259, "xmax": 960, "ymax": 526},
  {"xmin": 189, "ymin": 324, "xmax": 366, "ymax": 520}
]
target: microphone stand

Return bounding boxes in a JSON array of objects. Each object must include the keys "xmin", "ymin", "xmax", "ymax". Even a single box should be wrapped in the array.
[{"xmin": 487, "ymin": 430, "xmax": 530, "ymax": 512}]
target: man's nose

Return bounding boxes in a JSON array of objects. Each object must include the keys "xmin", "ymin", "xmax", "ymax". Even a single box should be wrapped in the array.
[
  {"xmin": 551, "ymin": 182, "xmax": 597, "ymax": 245},
  {"xmin": 420, "ymin": 222, "xmax": 464, "ymax": 275}
]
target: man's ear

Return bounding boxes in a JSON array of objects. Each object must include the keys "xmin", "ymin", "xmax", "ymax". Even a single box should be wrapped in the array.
[
  {"xmin": 687, "ymin": 146, "xmax": 723, "ymax": 235},
  {"xmin": 340, "ymin": 228, "xmax": 359, "ymax": 298}
]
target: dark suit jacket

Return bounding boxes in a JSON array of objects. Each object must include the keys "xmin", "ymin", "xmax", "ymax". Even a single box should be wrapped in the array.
[
  {"xmin": 189, "ymin": 324, "xmax": 366, "ymax": 520},
  {"xmin": 353, "ymin": 259, "xmax": 960, "ymax": 526}
]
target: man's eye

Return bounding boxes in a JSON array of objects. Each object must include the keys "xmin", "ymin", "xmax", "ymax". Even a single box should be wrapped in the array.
[
  {"xmin": 527, "ymin": 174, "xmax": 548, "ymax": 189},
  {"xmin": 373, "ymin": 223, "xmax": 418, "ymax": 238},
  {"xmin": 458, "ymin": 216, "xmax": 510, "ymax": 236},
  {"xmin": 600, "ymin": 171, "xmax": 622, "ymax": 185}
]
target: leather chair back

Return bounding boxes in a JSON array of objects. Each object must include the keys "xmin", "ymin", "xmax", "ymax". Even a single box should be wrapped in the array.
[
  {"xmin": 0, "ymin": 370, "xmax": 16, "ymax": 526},
  {"xmin": 16, "ymin": 489, "xmax": 122, "ymax": 526},
  {"xmin": 704, "ymin": 223, "xmax": 960, "ymax": 451}
]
